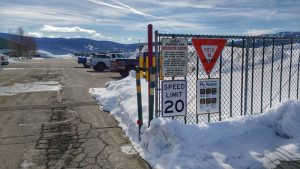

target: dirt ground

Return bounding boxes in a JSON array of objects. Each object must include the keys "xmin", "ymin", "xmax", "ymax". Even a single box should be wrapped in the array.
[{"xmin": 0, "ymin": 58, "xmax": 150, "ymax": 169}]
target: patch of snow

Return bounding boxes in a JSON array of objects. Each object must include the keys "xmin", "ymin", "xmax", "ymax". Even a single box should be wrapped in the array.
[
  {"xmin": 120, "ymin": 144, "xmax": 138, "ymax": 155},
  {"xmin": 0, "ymin": 81, "xmax": 62, "ymax": 96},
  {"xmin": 32, "ymin": 57, "xmax": 45, "ymax": 60},
  {"xmin": 2, "ymin": 68, "xmax": 25, "ymax": 71},
  {"xmin": 84, "ymin": 44, "xmax": 97, "ymax": 50},
  {"xmin": 20, "ymin": 160, "xmax": 33, "ymax": 169},
  {"xmin": 90, "ymin": 71, "xmax": 300, "ymax": 169},
  {"xmin": 8, "ymin": 58, "xmax": 20, "ymax": 63}
]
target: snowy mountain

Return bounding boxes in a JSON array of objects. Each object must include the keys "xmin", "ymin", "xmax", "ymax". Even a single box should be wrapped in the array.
[
  {"xmin": 1, "ymin": 32, "xmax": 299, "ymax": 55},
  {"xmin": 0, "ymin": 32, "xmax": 141, "ymax": 55}
]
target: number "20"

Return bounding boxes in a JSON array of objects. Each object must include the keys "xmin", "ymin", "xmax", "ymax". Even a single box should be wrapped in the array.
[{"xmin": 164, "ymin": 100, "xmax": 184, "ymax": 113}]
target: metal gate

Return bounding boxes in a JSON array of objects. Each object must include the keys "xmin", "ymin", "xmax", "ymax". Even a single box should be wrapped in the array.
[{"xmin": 154, "ymin": 32, "xmax": 300, "ymax": 124}]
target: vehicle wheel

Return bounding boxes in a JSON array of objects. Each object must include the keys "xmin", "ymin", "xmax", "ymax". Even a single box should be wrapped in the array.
[
  {"xmin": 96, "ymin": 63, "xmax": 105, "ymax": 72},
  {"xmin": 120, "ymin": 66, "xmax": 134, "ymax": 77},
  {"xmin": 119, "ymin": 71, "xmax": 128, "ymax": 77},
  {"xmin": 83, "ymin": 63, "xmax": 89, "ymax": 68},
  {"xmin": 93, "ymin": 66, "xmax": 97, "ymax": 71}
]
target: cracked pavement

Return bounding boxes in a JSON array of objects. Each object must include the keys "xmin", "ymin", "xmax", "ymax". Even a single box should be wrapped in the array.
[{"xmin": 0, "ymin": 59, "xmax": 150, "ymax": 169}]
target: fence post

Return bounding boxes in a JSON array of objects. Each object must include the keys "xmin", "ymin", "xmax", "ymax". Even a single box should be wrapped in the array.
[
  {"xmin": 240, "ymin": 38, "xmax": 245, "ymax": 115},
  {"xmin": 250, "ymin": 38, "xmax": 255, "ymax": 114},
  {"xmin": 135, "ymin": 66, "xmax": 143, "ymax": 141},
  {"xmin": 154, "ymin": 30, "xmax": 159, "ymax": 118},
  {"xmin": 270, "ymin": 38, "xmax": 275, "ymax": 108},
  {"xmin": 218, "ymin": 53, "xmax": 223, "ymax": 121},
  {"xmin": 148, "ymin": 24, "xmax": 154, "ymax": 126},
  {"xmin": 297, "ymin": 53, "xmax": 300, "ymax": 99},
  {"xmin": 229, "ymin": 40, "xmax": 234, "ymax": 117},
  {"xmin": 279, "ymin": 43, "xmax": 284, "ymax": 102},
  {"xmin": 260, "ymin": 38, "xmax": 265, "ymax": 113},
  {"xmin": 288, "ymin": 38, "xmax": 293, "ymax": 99},
  {"xmin": 243, "ymin": 38, "xmax": 250, "ymax": 115}
]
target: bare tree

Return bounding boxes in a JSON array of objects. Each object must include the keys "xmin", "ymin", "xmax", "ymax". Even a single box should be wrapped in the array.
[
  {"xmin": 8, "ymin": 27, "xmax": 37, "ymax": 58},
  {"xmin": 26, "ymin": 36, "xmax": 37, "ymax": 57},
  {"xmin": 16, "ymin": 27, "xmax": 25, "ymax": 58}
]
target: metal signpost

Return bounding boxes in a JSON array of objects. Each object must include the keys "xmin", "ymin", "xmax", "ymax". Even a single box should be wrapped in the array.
[
  {"xmin": 162, "ymin": 80, "xmax": 187, "ymax": 117},
  {"xmin": 161, "ymin": 38, "xmax": 188, "ymax": 77}
]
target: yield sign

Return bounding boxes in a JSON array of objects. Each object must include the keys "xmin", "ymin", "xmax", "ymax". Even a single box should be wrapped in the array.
[{"xmin": 192, "ymin": 38, "xmax": 227, "ymax": 76}]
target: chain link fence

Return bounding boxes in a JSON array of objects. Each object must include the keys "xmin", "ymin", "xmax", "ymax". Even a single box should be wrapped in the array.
[{"xmin": 155, "ymin": 33, "xmax": 300, "ymax": 124}]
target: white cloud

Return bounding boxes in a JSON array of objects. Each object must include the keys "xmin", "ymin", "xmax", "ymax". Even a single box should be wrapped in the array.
[
  {"xmin": 244, "ymin": 28, "xmax": 278, "ymax": 36},
  {"xmin": 40, "ymin": 25, "xmax": 103, "ymax": 38},
  {"xmin": 27, "ymin": 32, "xmax": 44, "ymax": 38},
  {"xmin": 87, "ymin": 0, "xmax": 160, "ymax": 19}
]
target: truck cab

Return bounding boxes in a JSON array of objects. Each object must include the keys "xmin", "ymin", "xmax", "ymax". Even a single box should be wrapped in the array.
[{"xmin": 90, "ymin": 52, "xmax": 125, "ymax": 72}]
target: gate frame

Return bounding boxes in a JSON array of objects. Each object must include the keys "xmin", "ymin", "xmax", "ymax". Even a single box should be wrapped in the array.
[{"xmin": 153, "ymin": 31, "xmax": 300, "ymax": 124}]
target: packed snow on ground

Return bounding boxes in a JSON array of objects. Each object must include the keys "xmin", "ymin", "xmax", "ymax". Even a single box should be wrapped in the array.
[
  {"xmin": 8, "ymin": 58, "xmax": 21, "ymax": 63},
  {"xmin": 37, "ymin": 50, "xmax": 73, "ymax": 59},
  {"xmin": 90, "ymin": 71, "xmax": 300, "ymax": 169},
  {"xmin": 0, "ymin": 81, "xmax": 62, "ymax": 96}
]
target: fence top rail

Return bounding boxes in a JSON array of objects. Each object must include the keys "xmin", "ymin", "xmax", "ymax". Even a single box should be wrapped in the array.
[{"xmin": 157, "ymin": 32, "xmax": 300, "ymax": 40}]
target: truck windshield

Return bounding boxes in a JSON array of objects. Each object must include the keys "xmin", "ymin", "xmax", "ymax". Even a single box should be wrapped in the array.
[{"xmin": 117, "ymin": 54, "xmax": 124, "ymax": 58}]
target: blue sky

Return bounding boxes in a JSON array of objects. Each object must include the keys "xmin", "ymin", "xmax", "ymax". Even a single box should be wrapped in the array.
[{"xmin": 0, "ymin": 0, "xmax": 299, "ymax": 43}]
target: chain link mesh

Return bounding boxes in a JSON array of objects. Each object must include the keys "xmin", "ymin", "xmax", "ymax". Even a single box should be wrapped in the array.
[{"xmin": 155, "ymin": 34, "xmax": 300, "ymax": 124}]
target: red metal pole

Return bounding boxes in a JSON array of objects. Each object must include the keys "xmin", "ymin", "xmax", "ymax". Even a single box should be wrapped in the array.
[
  {"xmin": 148, "ymin": 24, "xmax": 153, "ymax": 79},
  {"xmin": 148, "ymin": 24, "xmax": 153, "ymax": 125}
]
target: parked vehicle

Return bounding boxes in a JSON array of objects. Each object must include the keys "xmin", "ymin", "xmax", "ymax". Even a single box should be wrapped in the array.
[
  {"xmin": 85, "ymin": 56, "xmax": 91, "ymax": 67},
  {"xmin": 111, "ymin": 51, "xmax": 159, "ymax": 77},
  {"xmin": 111, "ymin": 58, "xmax": 137, "ymax": 76},
  {"xmin": 90, "ymin": 52, "xmax": 125, "ymax": 72},
  {"xmin": 0, "ymin": 53, "xmax": 9, "ymax": 65},
  {"xmin": 77, "ymin": 56, "xmax": 86, "ymax": 64},
  {"xmin": 77, "ymin": 53, "xmax": 92, "ymax": 68}
]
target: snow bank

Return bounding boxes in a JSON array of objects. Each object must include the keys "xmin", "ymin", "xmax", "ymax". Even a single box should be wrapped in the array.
[
  {"xmin": 8, "ymin": 58, "xmax": 21, "ymax": 63},
  {"xmin": 37, "ymin": 50, "xmax": 73, "ymax": 59},
  {"xmin": 0, "ymin": 81, "xmax": 62, "ymax": 96},
  {"xmin": 90, "ymin": 71, "xmax": 300, "ymax": 169}
]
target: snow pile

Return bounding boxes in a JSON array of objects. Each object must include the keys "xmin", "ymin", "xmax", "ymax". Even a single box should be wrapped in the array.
[
  {"xmin": 90, "ymin": 71, "xmax": 300, "ymax": 169},
  {"xmin": 37, "ymin": 50, "xmax": 73, "ymax": 58},
  {"xmin": 90, "ymin": 71, "xmax": 149, "ymax": 134},
  {"xmin": 8, "ymin": 58, "xmax": 21, "ymax": 63},
  {"xmin": 0, "ymin": 81, "xmax": 62, "ymax": 96}
]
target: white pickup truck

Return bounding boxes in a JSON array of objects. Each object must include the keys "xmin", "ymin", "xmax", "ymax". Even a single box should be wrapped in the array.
[{"xmin": 90, "ymin": 52, "xmax": 125, "ymax": 71}]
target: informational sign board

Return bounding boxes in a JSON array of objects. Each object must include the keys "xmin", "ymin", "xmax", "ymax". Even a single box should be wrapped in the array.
[
  {"xmin": 162, "ymin": 80, "xmax": 187, "ymax": 117},
  {"xmin": 162, "ymin": 38, "xmax": 188, "ymax": 77},
  {"xmin": 192, "ymin": 38, "xmax": 227, "ymax": 76},
  {"xmin": 196, "ymin": 79, "xmax": 220, "ymax": 114}
]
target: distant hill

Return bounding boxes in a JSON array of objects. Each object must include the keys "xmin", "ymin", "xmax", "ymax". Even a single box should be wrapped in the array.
[
  {"xmin": 0, "ymin": 32, "xmax": 299, "ymax": 55},
  {"xmin": 264, "ymin": 32, "xmax": 300, "ymax": 38},
  {"xmin": 0, "ymin": 38, "xmax": 10, "ymax": 49},
  {"xmin": 0, "ymin": 32, "xmax": 141, "ymax": 55}
]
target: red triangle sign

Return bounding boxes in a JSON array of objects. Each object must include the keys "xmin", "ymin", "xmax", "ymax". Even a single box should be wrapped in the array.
[{"xmin": 192, "ymin": 38, "xmax": 227, "ymax": 76}]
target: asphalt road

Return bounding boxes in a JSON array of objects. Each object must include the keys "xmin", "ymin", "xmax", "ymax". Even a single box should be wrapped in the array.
[{"xmin": 0, "ymin": 58, "xmax": 150, "ymax": 169}]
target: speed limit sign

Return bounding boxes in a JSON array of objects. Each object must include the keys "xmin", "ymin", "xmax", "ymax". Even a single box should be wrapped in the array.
[{"xmin": 162, "ymin": 80, "xmax": 187, "ymax": 117}]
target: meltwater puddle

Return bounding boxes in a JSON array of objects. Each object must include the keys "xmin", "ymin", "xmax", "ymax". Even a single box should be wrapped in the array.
[{"xmin": 0, "ymin": 81, "xmax": 62, "ymax": 96}]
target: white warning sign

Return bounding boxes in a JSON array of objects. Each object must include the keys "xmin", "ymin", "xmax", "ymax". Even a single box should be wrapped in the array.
[
  {"xmin": 201, "ymin": 45, "xmax": 217, "ymax": 62},
  {"xmin": 162, "ymin": 38, "xmax": 188, "ymax": 77},
  {"xmin": 197, "ymin": 79, "xmax": 220, "ymax": 114}
]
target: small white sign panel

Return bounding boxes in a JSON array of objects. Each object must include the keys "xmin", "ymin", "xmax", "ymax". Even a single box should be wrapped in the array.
[
  {"xmin": 162, "ymin": 80, "xmax": 187, "ymax": 117},
  {"xmin": 162, "ymin": 38, "xmax": 188, "ymax": 77},
  {"xmin": 197, "ymin": 79, "xmax": 220, "ymax": 114},
  {"xmin": 201, "ymin": 45, "xmax": 217, "ymax": 62}
]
